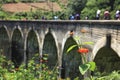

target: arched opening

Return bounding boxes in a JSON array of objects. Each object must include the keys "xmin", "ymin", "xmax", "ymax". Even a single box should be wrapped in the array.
[
  {"xmin": 0, "ymin": 27, "xmax": 10, "ymax": 59},
  {"xmin": 42, "ymin": 32, "xmax": 58, "ymax": 70},
  {"xmin": 11, "ymin": 29, "xmax": 24, "ymax": 68},
  {"xmin": 26, "ymin": 30, "xmax": 39, "ymax": 64},
  {"xmin": 62, "ymin": 36, "xmax": 82, "ymax": 79},
  {"xmin": 94, "ymin": 46, "xmax": 120, "ymax": 74}
]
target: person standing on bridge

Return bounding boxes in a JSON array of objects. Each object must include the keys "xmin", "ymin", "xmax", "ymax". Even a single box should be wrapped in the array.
[
  {"xmin": 115, "ymin": 10, "xmax": 120, "ymax": 20},
  {"xmin": 104, "ymin": 10, "xmax": 110, "ymax": 20},
  {"xmin": 75, "ymin": 13, "xmax": 80, "ymax": 20},
  {"xmin": 96, "ymin": 10, "xmax": 101, "ymax": 20},
  {"xmin": 69, "ymin": 14, "xmax": 75, "ymax": 20}
]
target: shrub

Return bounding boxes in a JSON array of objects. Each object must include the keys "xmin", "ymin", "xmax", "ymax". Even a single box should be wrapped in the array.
[{"xmin": 0, "ymin": 54, "xmax": 58, "ymax": 80}]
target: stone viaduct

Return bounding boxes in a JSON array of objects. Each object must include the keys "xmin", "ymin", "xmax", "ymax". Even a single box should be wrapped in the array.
[{"xmin": 0, "ymin": 20, "xmax": 120, "ymax": 79}]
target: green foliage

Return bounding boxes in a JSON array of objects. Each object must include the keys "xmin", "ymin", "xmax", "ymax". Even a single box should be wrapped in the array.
[
  {"xmin": 89, "ymin": 71, "xmax": 120, "ymax": 80},
  {"xmin": 81, "ymin": 0, "xmax": 97, "ymax": 19},
  {"xmin": 66, "ymin": 34, "xmax": 96, "ymax": 79},
  {"xmin": 67, "ymin": 0, "xmax": 87, "ymax": 14},
  {"xmin": 88, "ymin": 62, "xmax": 96, "ymax": 71},
  {"xmin": 79, "ymin": 61, "xmax": 96, "ymax": 75},
  {"xmin": 83, "ymin": 42, "xmax": 94, "ymax": 45},
  {"xmin": 1, "ymin": 0, "xmax": 120, "ymax": 19},
  {"xmin": 50, "ymin": 0, "xmax": 58, "ymax": 2},
  {"xmin": 79, "ymin": 60, "xmax": 96, "ymax": 75},
  {"xmin": 79, "ymin": 63, "xmax": 91, "ymax": 75},
  {"xmin": 0, "ymin": 11, "xmax": 8, "ymax": 20},
  {"xmin": 99, "ymin": 71, "xmax": 120, "ymax": 80},
  {"xmin": 0, "ymin": 53, "xmax": 58, "ymax": 80},
  {"xmin": 66, "ymin": 44, "xmax": 77, "ymax": 53},
  {"xmin": 0, "ymin": 8, "xmax": 63, "ymax": 20},
  {"xmin": 86, "ymin": 0, "xmax": 96, "ymax": 7},
  {"xmin": 81, "ymin": 0, "xmax": 120, "ymax": 19}
]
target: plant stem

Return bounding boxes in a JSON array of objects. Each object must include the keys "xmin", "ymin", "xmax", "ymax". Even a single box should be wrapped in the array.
[{"xmin": 82, "ymin": 54, "xmax": 87, "ymax": 64}]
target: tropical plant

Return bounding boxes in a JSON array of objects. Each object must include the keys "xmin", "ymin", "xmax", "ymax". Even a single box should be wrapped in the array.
[{"xmin": 67, "ymin": 30, "xmax": 96, "ymax": 79}]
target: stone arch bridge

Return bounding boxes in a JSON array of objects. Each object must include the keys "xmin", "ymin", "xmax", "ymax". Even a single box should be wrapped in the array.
[{"xmin": 0, "ymin": 20, "xmax": 120, "ymax": 79}]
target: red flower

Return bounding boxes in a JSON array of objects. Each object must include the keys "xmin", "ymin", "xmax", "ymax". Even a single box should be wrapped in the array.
[{"xmin": 77, "ymin": 48, "xmax": 89, "ymax": 54}]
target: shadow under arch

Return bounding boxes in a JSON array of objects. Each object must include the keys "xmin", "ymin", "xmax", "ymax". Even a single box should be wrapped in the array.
[
  {"xmin": 26, "ymin": 30, "xmax": 39, "ymax": 64},
  {"xmin": 0, "ymin": 26, "xmax": 10, "ymax": 59},
  {"xmin": 11, "ymin": 28, "xmax": 24, "ymax": 68},
  {"xmin": 93, "ymin": 34, "xmax": 120, "ymax": 74},
  {"xmin": 42, "ymin": 32, "xmax": 58, "ymax": 70},
  {"xmin": 94, "ymin": 46, "xmax": 120, "ymax": 73},
  {"xmin": 93, "ymin": 35, "xmax": 120, "ymax": 60},
  {"xmin": 62, "ymin": 36, "xmax": 82, "ymax": 79}
]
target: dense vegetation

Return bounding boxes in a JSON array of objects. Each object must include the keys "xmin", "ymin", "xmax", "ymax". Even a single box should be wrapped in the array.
[
  {"xmin": 0, "ymin": 0, "xmax": 120, "ymax": 20},
  {"xmin": 0, "ymin": 54, "xmax": 58, "ymax": 80},
  {"xmin": 0, "ymin": 52, "xmax": 120, "ymax": 80},
  {"xmin": 66, "ymin": 0, "xmax": 120, "ymax": 19}
]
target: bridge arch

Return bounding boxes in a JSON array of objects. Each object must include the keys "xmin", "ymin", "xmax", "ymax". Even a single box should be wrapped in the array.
[
  {"xmin": 0, "ymin": 26, "xmax": 10, "ymax": 39},
  {"xmin": 11, "ymin": 26, "xmax": 23, "ymax": 40},
  {"xmin": 93, "ymin": 36, "xmax": 120, "ymax": 59},
  {"xmin": 93, "ymin": 35, "xmax": 120, "ymax": 73},
  {"xmin": 92, "ymin": 37, "xmax": 106, "ymax": 60},
  {"xmin": 11, "ymin": 27, "xmax": 24, "ymax": 68},
  {"xmin": 0, "ymin": 26, "xmax": 10, "ymax": 59},
  {"xmin": 61, "ymin": 31, "xmax": 82, "ymax": 79},
  {"xmin": 42, "ymin": 29, "xmax": 58, "ymax": 69},
  {"xmin": 111, "ymin": 39, "xmax": 120, "ymax": 57},
  {"xmin": 26, "ymin": 29, "xmax": 40, "ymax": 64}
]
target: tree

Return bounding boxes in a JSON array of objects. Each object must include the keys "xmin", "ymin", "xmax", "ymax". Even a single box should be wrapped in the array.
[
  {"xmin": 81, "ymin": 0, "xmax": 118, "ymax": 19},
  {"xmin": 67, "ymin": 0, "xmax": 87, "ymax": 14}
]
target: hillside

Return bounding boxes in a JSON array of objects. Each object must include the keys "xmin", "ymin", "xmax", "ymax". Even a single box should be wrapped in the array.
[{"xmin": 1, "ymin": 2, "xmax": 62, "ymax": 13}]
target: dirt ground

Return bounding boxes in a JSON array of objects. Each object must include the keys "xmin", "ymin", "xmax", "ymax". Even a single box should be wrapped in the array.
[{"xmin": 1, "ymin": 2, "xmax": 62, "ymax": 13}]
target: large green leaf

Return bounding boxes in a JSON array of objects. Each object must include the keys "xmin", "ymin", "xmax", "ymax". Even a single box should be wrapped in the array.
[
  {"xmin": 83, "ymin": 42, "xmax": 94, "ymax": 45},
  {"xmin": 88, "ymin": 62, "xmax": 96, "ymax": 71},
  {"xmin": 79, "ymin": 64, "xmax": 90, "ymax": 75},
  {"xmin": 66, "ymin": 45, "xmax": 77, "ymax": 53}
]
